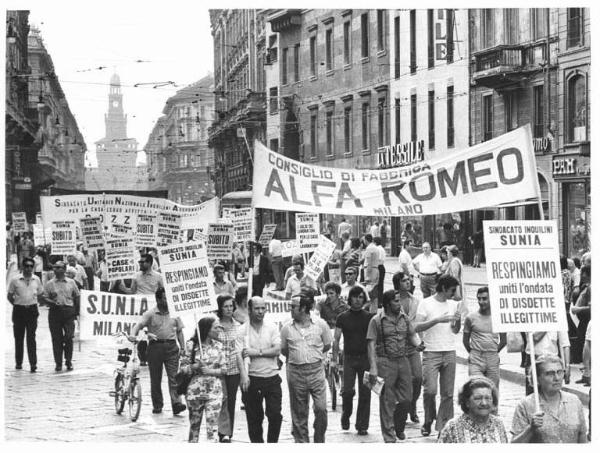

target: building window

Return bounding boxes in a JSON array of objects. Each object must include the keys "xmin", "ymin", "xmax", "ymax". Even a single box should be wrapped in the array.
[
  {"xmin": 344, "ymin": 106, "xmax": 352, "ymax": 154},
  {"xmin": 482, "ymin": 9, "xmax": 495, "ymax": 49},
  {"xmin": 563, "ymin": 182, "xmax": 590, "ymax": 258},
  {"xmin": 531, "ymin": 9, "xmax": 547, "ymax": 41},
  {"xmin": 504, "ymin": 9, "xmax": 519, "ymax": 45},
  {"xmin": 504, "ymin": 91, "xmax": 518, "ymax": 132},
  {"xmin": 410, "ymin": 10, "xmax": 417, "ymax": 74},
  {"xmin": 361, "ymin": 102, "xmax": 369, "ymax": 150},
  {"xmin": 446, "ymin": 9, "xmax": 454, "ymax": 63},
  {"xmin": 326, "ymin": 28, "xmax": 333, "ymax": 70},
  {"xmin": 394, "ymin": 16, "xmax": 400, "ymax": 78},
  {"xmin": 483, "ymin": 94, "xmax": 493, "ymax": 141},
  {"xmin": 427, "ymin": 10, "xmax": 434, "ymax": 68},
  {"xmin": 361, "ymin": 13, "xmax": 369, "ymax": 58},
  {"xmin": 270, "ymin": 138, "xmax": 279, "ymax": 152},
  {"xmin": 293, "ymin": 44, "xmax": 300, "ymax": 81},
  {"xmin": 567, "ymin": 8, "xmax": 583, "ymax": 48},
  {"xmin": 178, "ymin": 153, "xmax": 188, "ymax": 168},
  {"xmin": 428, "ymin": 90, "xmax": 435, "ymax": 149},
  {"xmin": 282, "ymin": 47, "xmax": 288, "ymax": 85},
  {"xmin": 343, "ymin": 21, "xmax": 351, "ymax": 65},
  {"xmin": 310, "ymin": 110, "xmax": 318, "ymax": 158},
  {"xmin": 326, "ymin": 110, "xmax": 334, "ymax": 156},
  {"xmin": 269, "ymin": 87, "xmax": 278, "ymax": 114},
  {"xmin": 533, "ymin": 84, "xmax": 544, "ymax": 138},
  {"xmin": 310, "ymin": 36, "xmax": 317, "ymax": 76},
  {"xmin": 395, "ymin": 98, "xmax": 401, "ymax": 144},
  {"xmin": 410, "ymin": 94, "xmax": 417, "ymax": 142},
  {"xmin": 377, "ymin": 10, "xmax": 385, "ymax": 51},
  {"xmin": 447, "ymin": 86, "xmax": 454, "ymax": 147},
  {"xmin": 567, "ymin": 74, "xmax": 587, "ymax": 142},
  {"xmin": 378, "ymin": 98, "xmax": 386, "ymax": 147}
]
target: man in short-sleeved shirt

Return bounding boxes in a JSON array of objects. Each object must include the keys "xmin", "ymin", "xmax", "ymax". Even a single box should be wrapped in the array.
[
  {"xmin": 413, "ymin": 242, "xmax": 442, "ymax": 298},
  {"xmin": 213, "ymin": 263, "xmax": 236, "ymax": 297}
]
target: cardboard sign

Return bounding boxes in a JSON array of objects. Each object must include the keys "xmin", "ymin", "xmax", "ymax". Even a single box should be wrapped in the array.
[
  {"xmin": 158, "ymin": 240, "xmax": 216, "ymax": 315},
  {"xmin": 105, "ymin": 236, "xmax": 136, "ymax": 281},
  {"xmin": 157, "ymin": 212, "xmax": 183, "ymax": 246},
  {"xmin": 305, "ymin": 235, "xmax": 337, "ymax": 281},
  {"xmin": 79, "ymin": 290, "xmax": 154, "ymax": 340},
  {"xmin": 227, "ymin": 208, "xmax": 253, "ymax": 243},
  {"xmin": 252, "ymin": 126, "xmax": 540, "ymax": 216},
  {"xmin": 33, "ymin": 224, "xmax": 51, "ymax": 247},
  {"xmin": 207, "ymin": 223, "xmax": 234, "ymax": 260},
  {"xmin": 79, "ymin": 217, "xmax": 105, "ymax": 250},
  {"xmin": 281, "ymin": 239, "xmax": 301, "ymax": 258},
  {"xmin": 258, "ymin": 224, "xmax": 277, "ymax": 247},
  {"xmin": 135, "ymin": 213, "xmax": 158, "ymax": 248},
  {"xmin": 484, "ymin": 220, "xmax": 567, "ymax": 333},
  {"xmin": 296, "ymin": 213, "xmax": 320, "ymax": 251},
  {"xmin": 107, "ymin": 212, "xmax": 137, "ymax": 238},
  {"xmin": 12, "ymin": 212, "xmax": 27, "ymax": 233},
  {"xmin": 50, "ymin": 220, "xmax": 77, "ymax": 255}
]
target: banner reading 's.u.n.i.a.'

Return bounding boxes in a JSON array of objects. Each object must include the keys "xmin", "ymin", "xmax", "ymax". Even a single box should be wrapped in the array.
[{"xmin": 252, "ymin": 126, "xmax": 539, "ymax": 216}]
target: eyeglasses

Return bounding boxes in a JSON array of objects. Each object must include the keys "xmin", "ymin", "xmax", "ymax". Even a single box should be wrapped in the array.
[
  {"xmin": 344, "ymin": 272, "xmax": 354, "ymax": 276},
  {"xmin": 23, "ymin": 264, "xmax": 34, "ymax": 268},
  {"xmin": 543, "ymin": 369, "xmax": 565, "ymax": 378}
]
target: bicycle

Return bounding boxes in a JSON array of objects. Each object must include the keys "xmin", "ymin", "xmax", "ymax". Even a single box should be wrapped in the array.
[{"xmin": 109, "ymin": 332, "xmax": 142, "ymax": 422}]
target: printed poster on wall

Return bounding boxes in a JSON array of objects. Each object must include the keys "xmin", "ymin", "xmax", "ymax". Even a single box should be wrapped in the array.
[
  {"xmin": 79, "ymin": 217, "xmax": 105, "ymax": 250},
  {"xmin": 296, "ymin": 213, "xmax": 320, "ymax": 251},
  {"xmin": 157, "ymin": 212, "xmax": 183, "ymax": 246},
  {"xmin": 483, "ymin": 220, "xmax": 567, "ymax": 333},
  {"xmin": 207, "ymin": 223, "xmax": 234, "ymax": 261},
  {"xmin": 79, "ymin": 291, "xmax": 155, "ymax": 340},
  {"xmin": 50, "ymin": 220, "xmax": 77, "ymax": 255},
  {"xmin": 258, "ymin": 224, "xmax": 277, "ymax": 247},
  {"xmin": 12, "ymin": 212, "xmax": 27, "ymax": 233},
  {"xmin": 135, "ymin": 214, "xmax": 158, "ymax": 248},
  {"xmin": 105, "ymin": 236, "xmax": 136, "ymax": 281},
  {"xmin": 157, "ymin": 240, "xmax": 216, "ymax": 316},
  {"xmin": 304, "ymin": 235, "xmax": 337, "ymax": 281}
]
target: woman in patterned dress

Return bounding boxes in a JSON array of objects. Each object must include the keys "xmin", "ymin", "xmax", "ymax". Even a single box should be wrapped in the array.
[
  {"xmin": 438, "ymin": 377, "xmax": 508, "ymax": 443},
  {"xmin": 181, "ymin": 316, "xmax": 225, "ymax": 442}
]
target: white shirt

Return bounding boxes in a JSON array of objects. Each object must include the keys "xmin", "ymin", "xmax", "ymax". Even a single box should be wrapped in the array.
[
  {"xmin": 416, "ymin": 296, "xmax": 460, "ymax": 352},
  {"xmin": 370, "ymin": 225, "xmax": 380, "ymax": 237},
  {"xmin": 413, "ymin": 252, "xmax": 442, "ymax": 274},
  {"xmin": 376, "ymin": 245, "xmax": 386, "ymax": 265},
  {"xmin": 398, "ymin": 248, "xmax": 415, "ymax": 275},
  {"xmin": 269, "ymin": 239, "xmax": 282, "ymax": 257},
  {"xmin": 533, "ymin": 331, "xmax": 570, "ymax": 356},
  {"xmin": 236, "ymin": 321, "xmax": 281, "ymax": 378}
]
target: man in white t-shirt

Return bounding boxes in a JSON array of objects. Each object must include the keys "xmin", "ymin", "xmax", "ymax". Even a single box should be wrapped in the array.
[{"xmin": 414, "ymin": 275, "xmax": 461, "ymax": 437}]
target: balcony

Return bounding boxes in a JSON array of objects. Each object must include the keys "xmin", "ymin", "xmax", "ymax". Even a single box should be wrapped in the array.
[
  {"xmin": 268, "ymin": 10, "xmax": 302, "ymax": 32},
  {"xmin": 472, "ymin": 44, "xmax": 546, "ymax": 90}
]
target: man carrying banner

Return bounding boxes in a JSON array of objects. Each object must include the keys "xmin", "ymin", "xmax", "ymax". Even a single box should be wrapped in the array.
[
  {"xmin": 42, "ymin": 261, "xmax": 80, "ymax": 372},
  {"xmin": 413, "ymin": 242, "xmax": 442, "ymax": 298},
  {"xmin": 129, "ymin": 287, "xmax": 187, "ymax": 416},
  {"xmin": 238, "ymin": 296, "xmax": 283, "ymax": 443}
]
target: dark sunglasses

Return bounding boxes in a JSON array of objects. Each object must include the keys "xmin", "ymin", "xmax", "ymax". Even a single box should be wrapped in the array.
[{"xmin": 23, "ymin": 264, "xmax": 34, "ymax": 268}]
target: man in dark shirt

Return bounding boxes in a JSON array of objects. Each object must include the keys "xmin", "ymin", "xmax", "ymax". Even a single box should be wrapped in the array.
[{"xmin": 333, "ymin": 285, "xmax": 374, "ymax": 435}]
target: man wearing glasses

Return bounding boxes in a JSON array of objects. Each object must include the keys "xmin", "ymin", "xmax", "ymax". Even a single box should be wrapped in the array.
[
  {"xmin": 280, "ymin": 289, "xmax": 332, "ymax": 443},
  {"xmin": 340, "ymin": 266, "xmax": 370, "ymax": 307},
  {"xmin": 414, "ymin": 274, "xmax": 461, "ymax": 437},
  {"xmin": 7, "ymin": 257, "xmax": 43, "ymax": 372}
]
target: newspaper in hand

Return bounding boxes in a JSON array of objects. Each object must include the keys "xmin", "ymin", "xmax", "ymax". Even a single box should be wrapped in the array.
[{"xmin": 363, "ymin": 371, "xmax": 384, "ymax": 395}]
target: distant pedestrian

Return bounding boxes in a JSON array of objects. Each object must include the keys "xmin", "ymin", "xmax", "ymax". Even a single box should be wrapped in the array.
[
  {"xmin": 398, "ymin": 239, "xmax": 416, "ymax": 294},
  {"xmin": 413, "ymin": 242, "xmax": 442, "ymax": 298},
  {"xmin": 362, "ymin": 234, "xmax": 379, "ymax": 314},
  {"xmin": 444, "ymin": 245, "xmax": 464, "ymax": 301},
  {"xmin": 7, "ymin": 257, "xmax": 43, "ymax": 372},
  {"xmin": 438, "ymin": 377, "xmax": 507, "ymax": 443},
  {"xmin": 470, "ymin": 229, "xmax": 483, "ymax": 267},
  {"xmin": 66, "ymin": 254, "xmax": 88, "ymax": 290},
  {"xmin": 344, "ymin": 237, "xmax": 362, "ymax": 272},
  {"xmin": 251, "ymin": 243, "xmax": 269, "ymax": 297},
  {"xmin": 380, "ymin": 220, "xmax": 389, "ymax": 247},
  {"xmin": 238, "ymin": 296, "xmax": 283, "ymax": 443},
  {"xmin": 213, "ymin": 263, "xmax": 236, "ymax": 298},
  {"xmin": 339, "ymin": 232, "xmax": 351, "ymax": 283},
  {"xmin": 33, "ymin": 249, "xmax": 44, "ymax": 282},
  {"xmin": 373, "ymin": 236, "xmax": 386, "ymax": 306},
  {"xmin": 338, "ymin": 218, "xmax": 352, "ymax": 246},
  {"xmin": 280, "ymin": 289, "xmax": 332, "ymax": 443},
  {"xmin": 269, "ymin": 234, "xmax": 284, "ymax": 291},
  {"xmin": 369, "ymin": 221, "xmax": 380, "ymax": 238}
]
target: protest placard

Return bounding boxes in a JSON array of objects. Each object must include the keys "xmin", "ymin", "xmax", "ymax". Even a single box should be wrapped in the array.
[
  {"xmin": 32, "ymin": 224, "xmax": 48, "ymax": 247},
  {"xmin": 258, "ymin": 224, "xmax": 277, "ymax": 247},
  {"xmin": 207, "ymin": 223, "xmax": 234, "ymax": 260},
  {"xmin": 12, "ymin": 212, "xmax": 27, "ymax": 233},
  {"xmin": 107, "ymin": 212, "xmax": 137, "ymax": 238},
  {"xmin": 483, "ymin": 220, "xmax": 567, "ymax": 333},
  {"xmin": 228, "ymin": 208, "xmax": 253, "ymax": 243},
  {"xmin": 281, "ymin": 239, "xmax": 301, "ymax": 258},
  {"xmin": 79, "ymin": 217, "xmax": 105, "ymax": 250},
  {"xmin": 105, "ymin": 236, "xmax": 136, "ymax": 281},
  {"xmin": 50, "ymin": 220, "xmax": 77, "ymax": 255},
  {"xmin": 79, "ymin": 290, "xmax": 154, "ymax": 340},
  {"xmin": 157, "ymin": 211, "xmax": 183, "ymax": 246},
  {"xmin": 158, "ymin": 240, "xmax": 216, "ymax": 316},
  {"xmin": 135, "ymin": 213, "xmax": 158, "ymax": 248},
  {"xmin": 296, "ymin": 213, "xmax": 320, "ymax": 251},
  {"xmin": 304, "ymin": 235, "xmax": 337, "ymax": 281}
]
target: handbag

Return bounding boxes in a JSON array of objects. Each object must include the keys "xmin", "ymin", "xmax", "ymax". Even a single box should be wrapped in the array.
[
  {"xmin": 175, "ymin": 344, "xmax": 196, "ymax": 395},
  {"xmin": 506, "ymin": 332, "xmax": 524, "ymax": 353}
]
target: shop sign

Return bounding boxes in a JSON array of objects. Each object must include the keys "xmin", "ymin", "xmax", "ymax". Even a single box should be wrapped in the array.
[
  {"xmin": 533, "ymin": 136, "xmax": 552, "ymax": 152},
  {"xmin": 377, "ymin": 140, "xmax": 425, "ymax": 169},
  {"xmin": 552, "ymin": 156, "xmax": 590, "ymax": 178}
]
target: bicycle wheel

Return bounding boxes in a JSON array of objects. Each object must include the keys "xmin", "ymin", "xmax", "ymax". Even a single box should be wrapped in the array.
[
  {"xmin": 128, "ymin": 380, "xmax": 142, "ymax": 422},
  {"xmin": 327, "ymin": 367, "xmax": 337, "ymax": 411},
  {"xmin": 114, "ymin": 374, "xmax": 125, "ymax": 414}
]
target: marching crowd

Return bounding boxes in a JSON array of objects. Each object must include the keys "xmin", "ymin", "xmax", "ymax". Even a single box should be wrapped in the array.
[{"xmin": 5, "ymin": 222, "xmax": 591, "ymax": 443}]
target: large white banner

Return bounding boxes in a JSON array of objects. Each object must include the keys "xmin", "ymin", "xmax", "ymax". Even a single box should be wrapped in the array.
[
  {"xmin": 157, "ymin": 241, "xmax": 217, "ymax": 316},
  {"xmin": 79, "ymin": 290, "xmax": 155, "ymax": 340},
  {"xmin": 252, "ymin": 126, "xmax": 539, "ymax": 216},
  {"xmin": 484, "ymin": 220, "xmax": 567, "ymax": 333}
]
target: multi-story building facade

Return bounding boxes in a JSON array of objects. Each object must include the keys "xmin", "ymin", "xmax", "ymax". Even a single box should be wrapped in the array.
[
  {"xmin": 85, "ymin": 73, "xmax": 147, "ymax": 191},
  {"xmin": 208, "ymin": 9, "xmax": 267, "ymax": 211},
  {"xmin": 144, "ymin": 76, "xmax": 215, "ymax": 205},
  {"xmin": 387, "ymin": 9, "xmax": 470, "ymax": 255},
  {"xmin": 554, "ymin": 8, "xmax": 590, "ymax": 258}
]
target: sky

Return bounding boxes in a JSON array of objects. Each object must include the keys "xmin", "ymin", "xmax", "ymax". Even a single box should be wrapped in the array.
[{"xmin": 22, "ymin": 1, "xmax": 213, "ymax": 167}]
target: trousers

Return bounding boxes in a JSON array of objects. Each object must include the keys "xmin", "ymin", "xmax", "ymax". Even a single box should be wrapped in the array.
[
  {"xmin": 468, "ymin": 350, "xmax": 500, "ymax": 391},
  {"xmin": 48, "ymin": 306, "xmax": 76, "ymax": 367},
  {"xmin": 287, "ymin": 362, "xmax": 328, "ymax": 443},
  {"xmin": 407, "ymin": 351, "xmax": 423, "ymax": 415},
  {"xmin": 377, "ymin": 355, "xmax": 412, "ymax": 442},
  {"xmin": 422, "ymin": 350, "xmax": 456, "ymax": 433},
  {"xmin": 271, "ymin": 256, "xmax": 284, "ymax": 291},
  {"xmin": 12, "ymin": 305, "xmax": 39, "ymax": 368},
  {"xmin": 341, "ymin": 354, "xmax": 371, "ymax": 431},
  {"xmin": 187, "ymin": 394, "xmax": 222, "ymax": 442},
  {"xmin": 242, "ymin": 374, "xmax": 283, "ymax": 442},
  {"xmin": 146, "ymin": 341, "xmax": 181, "ymax": 410},
  {"xmin": 218, "ymin": 373, "xmax": 240, "ymax": 437}
]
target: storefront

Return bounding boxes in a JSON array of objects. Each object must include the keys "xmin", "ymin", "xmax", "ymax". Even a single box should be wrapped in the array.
[{"xmin": 552, "ymin": 154, "xmax": 591, "ymax": 258}]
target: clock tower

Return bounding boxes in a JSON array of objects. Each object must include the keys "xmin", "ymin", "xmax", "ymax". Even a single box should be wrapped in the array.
[{"xmin": 105, "ymin": 73, "xmax": 127, "ymax": 140}]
